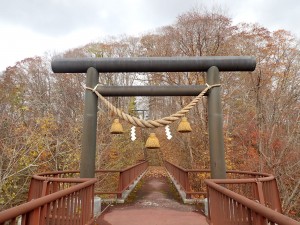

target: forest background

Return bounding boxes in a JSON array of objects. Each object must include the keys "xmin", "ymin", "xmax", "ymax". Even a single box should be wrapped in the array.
[{"xmin": 0, "ymin": 8, "xmax": 299, "ymax": 220}]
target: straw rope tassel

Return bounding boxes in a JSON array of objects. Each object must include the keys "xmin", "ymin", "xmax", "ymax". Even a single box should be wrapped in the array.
[
  {"xmin": 177, "ymin": 117, "xmax": 192, "ymax": 133},
  {"xmin": 145, "ymin": 133, "xmax": 160, "ymax": 149},
  {"xmin": 110, "ymin": 118, "xmax": 124, "ymax": 134}
]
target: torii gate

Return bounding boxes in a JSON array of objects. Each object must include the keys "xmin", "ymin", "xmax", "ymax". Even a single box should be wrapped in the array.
[{"xmin": 51, "ymin": 56, "xmax": 256, "ymax": 179}]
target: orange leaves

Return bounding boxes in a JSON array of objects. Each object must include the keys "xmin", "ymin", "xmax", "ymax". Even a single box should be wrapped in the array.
[
  {"xmin": 247, "ymin": 146, "xmax": 259, "ymax": 159},
  {"xmin": 109, "ymin": 149, "xmax": 119, "ymax": 159},
  {"xmin": 272, "ymin": 138, "xmax": 283, "ymax": 152}
]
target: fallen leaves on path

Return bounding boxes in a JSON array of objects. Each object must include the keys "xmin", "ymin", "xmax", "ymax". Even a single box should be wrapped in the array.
[{"xmin": 145, "ymin": 166, "xmax": 168, "ymax": 178}]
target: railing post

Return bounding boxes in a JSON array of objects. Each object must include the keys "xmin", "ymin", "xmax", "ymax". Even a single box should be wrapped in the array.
[
  {"xmin": 256, "ymin": 181, "xmax": 266, "ymax": 205},
  {"xmin": 52, "ymin": 175, "xmax": 59, "ymax": 194},
  {"xmin": 207, "ymin": 187, "xmax": 218, "ymax": 225},
  {"xmin": 27, "ymin": 179, "xmax": 36, "ymax": 201},
  {"xmin": 185, "ymin": 171, "xmax": 191, "ymax": 199},
  {"xmin": 207, "ymin": 66, "xmax": 226, "ymax": 179},
  {"xmin": 270, "ymin": 180, "xmax": 282, "ymax": 212},
  {"xmin": 117, "ymin": 172, "xmax": 123, "ymax": 198},
  {"xmin": 80, "ymin": 67, "xmax": 99, "ymax": 178},
  {"xmin": 27, "ymin": 207, "xmax": 41, "ymax": 225},
  {"xmin": 206, "ymin": 188, "xmax": 211, "ymax": 221}
]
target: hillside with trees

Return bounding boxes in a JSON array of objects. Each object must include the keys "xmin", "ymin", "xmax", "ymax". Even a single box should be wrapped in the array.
[{"xmin": 0, "ymin": 9, "xmax": 299, "ymax": 219}]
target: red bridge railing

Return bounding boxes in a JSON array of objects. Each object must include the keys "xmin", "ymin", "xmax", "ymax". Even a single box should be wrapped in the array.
[
  {"xmin": 164, "ymin": 160, "xmax": 299, "ymax": 225},
  {"xmin": 205, "ymin": 180, "xmax": 299, "ymax": 225},
  {"xmin": 0, "ymin": 161, "xmax": 148, "ymax": 225},
  {"xmin": 0, "ymin": 178, "xmax": 96, "ymax": 225},
  {"xmin": 28, "ymin": 160, "xmax": 148, "ymax": 200},
  {"xmin": 94, "ymin": 160, "xmax": 148, "ymax": 198}
]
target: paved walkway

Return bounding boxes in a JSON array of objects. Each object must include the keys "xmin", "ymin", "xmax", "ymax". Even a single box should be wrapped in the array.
[{"xmin": 97, "ymin": 167, "xmax": 208, "ymax": 225}]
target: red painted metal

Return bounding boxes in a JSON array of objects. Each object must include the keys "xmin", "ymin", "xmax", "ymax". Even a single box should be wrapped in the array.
[
  {"xmin": 116, "ymin": 161, "xmax": 148, "ymax": 198},
  {"xmin": 28, "ymin": 161, "xmax": 148, "ymax": 200},
  {"xmin": 0, "ymin": 161, "xmax": 148, "ymax": 225},
  {"xmin": 3, "ymin": 160, "xmax": 296, "ymax": 225},
  {"xmin": 164, "ymin": 160, "xmax": 299, "ymax": 225},
  {"xmin": 164, "ymin": 160, "xmax": 210, "ymax": 197},
  {"xmin": 205, "ymin": 180, "xmax": 299, "ymax": 225},
  {"xmin": 0, "ymin": 179, "xmax": 96, "ymax": 225},
  {"xmin": 164, "ymin": 160, "xmax": 282, "ymax": 211}
]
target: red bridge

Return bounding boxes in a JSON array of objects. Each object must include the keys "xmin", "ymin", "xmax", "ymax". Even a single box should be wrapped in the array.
[{"xmin": 0, "ymin": 160, "xmax": 298, "ymax": 225}]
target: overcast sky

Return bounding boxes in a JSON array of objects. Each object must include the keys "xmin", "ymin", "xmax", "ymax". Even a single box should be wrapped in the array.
[{"xmin": 1, "ymin": 0, "xmax": 300, "ymax": 72}]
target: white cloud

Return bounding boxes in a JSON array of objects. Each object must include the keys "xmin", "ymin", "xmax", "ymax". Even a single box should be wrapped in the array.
[
  {"xmin": 1, "ymin": 0, "xmax": 300, "ymax": 71},
  {"xmin": 0, "ymin": 23, "xmax": 105, "ymax": 70}
]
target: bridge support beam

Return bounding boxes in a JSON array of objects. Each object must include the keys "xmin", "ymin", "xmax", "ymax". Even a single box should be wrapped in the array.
[
  {"xmin": 207, "ymin": 66, "xmax": 226, "ymax": 179},
  {"xmin": 80, "ymin": 67, "xmax": 99, "ymax": 178}
]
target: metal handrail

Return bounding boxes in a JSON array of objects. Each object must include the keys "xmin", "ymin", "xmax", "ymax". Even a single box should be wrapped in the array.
[
  {"xmin": 205, "ymin": 180, "xmax": 299, "ymax": 225},
  {"xmin": 164, "ymin": 160, "xmax": 271, "ymax": 178},
  {"xmin": 32, "ymin": 174, "xmax": 91, "ymax": 182},
  {"xmin": 30, "ymin": 161, "xmax": 148, "ymax": 198},
  {"xmin": 0, "ymin": 179, "xmax": 97, "ymax": 224},
  {"xmin": 34, "ymin": 161, "xmax": 148, "ymax": 177},
  {"xmin": 163, "ymin": 160, "xmax": 298, "ymax": 224},
  {"xmin": 0, "ymin": 161, "xmax": 148, "ymax": 224},
  {"xmin": 164, "ymin": 160, "xmax": 274, "ymax": 187}
]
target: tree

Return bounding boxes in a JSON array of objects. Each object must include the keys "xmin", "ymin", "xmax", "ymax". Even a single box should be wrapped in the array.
[{"xmin": 1, "ymin": 7, "xmax": 299, "ymax": 219}]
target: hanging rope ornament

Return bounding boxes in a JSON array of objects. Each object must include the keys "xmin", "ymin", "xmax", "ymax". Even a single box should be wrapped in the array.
[
  {"xmin": 86, "ymin": 83, "xmax": 220, "ymax": 128},
  {"xmin": 130, "ymin": 126, "xmax": 136, "ymax": 141},
  {"xmin": 145, "ymin": 133, "xmax": 160, "ymax": 149},
  {"xmin": 177, "ymin": 117, "xmax": 192, "ymax": 133},
  {"xmin": 165, "ymin": 125, "xmax": 172, "ymax": 140},
  {"xmin": 110, "ymin": 119, "xmax": 124, "ymax": 134}
]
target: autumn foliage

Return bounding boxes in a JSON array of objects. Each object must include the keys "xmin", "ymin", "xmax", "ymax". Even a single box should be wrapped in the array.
[{"xmin": 0, "ymin": 8, "xmax": 299, "ymax": 219}]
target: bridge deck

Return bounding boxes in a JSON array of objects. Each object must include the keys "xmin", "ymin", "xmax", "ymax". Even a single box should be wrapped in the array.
[{"xmin": 97, "ymin": 166, "xmax": 208, "ymax": 225}]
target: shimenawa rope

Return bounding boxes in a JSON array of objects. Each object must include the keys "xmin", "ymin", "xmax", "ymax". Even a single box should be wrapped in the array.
[{"xmin": 85, "ymin": 83, "xmax": 220, "ymax": 128}]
